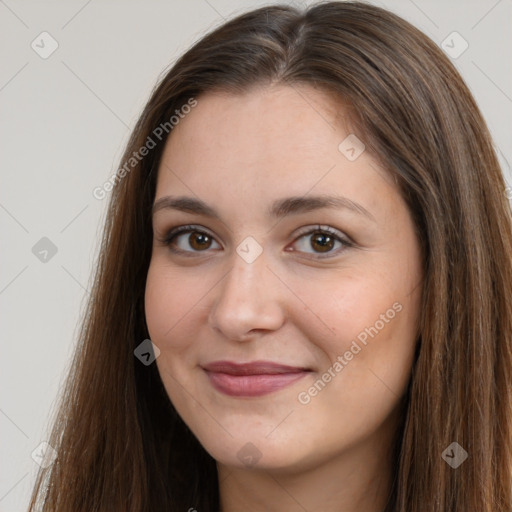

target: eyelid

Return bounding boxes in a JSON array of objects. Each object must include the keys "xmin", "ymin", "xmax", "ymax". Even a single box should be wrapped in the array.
[
  {"xmin": 287, "ymin": 224, "xmax": 354, "ymax": 259},
  {"xmin": 162, "ymin": 224, "xmax": 215, "ymax": 241},
  {"xmin": 157, "ymin": 224, "xmax": 220, "ymax": 255},
  {"xmin": 293, "ymin": 224, "xmax": 354, "ymax": 245}
]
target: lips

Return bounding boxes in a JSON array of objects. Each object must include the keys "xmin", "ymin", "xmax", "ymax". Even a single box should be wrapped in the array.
[{"xmin": 202, "ymin": 360, "xmax": 311, "ymax": 397}]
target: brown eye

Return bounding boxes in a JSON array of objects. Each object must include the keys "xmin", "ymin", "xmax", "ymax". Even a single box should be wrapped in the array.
[
  {"xmin": 188, "ymin": 232, "xmax": 212, "ymax": 251},
  {"xmin": 162, "ymin": 225, "xmax": 221, "ymax": 254},
  {"xmin": 310, "ymin": 231, "xmax": 336, "ymax": 253},
  {"xmin": 290, "ymin": 226, "xmax": 352, "ymax": 258}
]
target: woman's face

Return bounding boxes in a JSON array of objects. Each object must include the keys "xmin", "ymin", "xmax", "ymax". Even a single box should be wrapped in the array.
[{"xmin": 145, "ymin": 85, "xmax": 423, "ymax": 473}]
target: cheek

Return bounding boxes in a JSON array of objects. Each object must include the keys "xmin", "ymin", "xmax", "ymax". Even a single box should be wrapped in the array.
[
  {"xmin": 144, "ymin": 262, "xmax": 201, "ymax": 407},
  {"xmin": 290, "ymin": 264, "xmax": 419, "ymax": 385},
  {"xmin": 291, "ymin": 278, "xmax": 418, "ymax": 436},
  {"xmin": 144, "ymin": 259, "xmax": 210, "ymax": 349},
  {"xmin": 289, "ymin": 272, "xmax": 399, "ymax": 350}
]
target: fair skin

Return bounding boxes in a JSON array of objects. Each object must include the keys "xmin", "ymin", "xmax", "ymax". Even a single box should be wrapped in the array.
[{"xmin": 145, "ymin": 84, "xmax": 423, "ymax": 512}]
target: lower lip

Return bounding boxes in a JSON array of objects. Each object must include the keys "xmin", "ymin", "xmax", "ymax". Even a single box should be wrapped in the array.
[{"xmin": 204, "ymin": 371, "xmax": 309, "ymax": 397}]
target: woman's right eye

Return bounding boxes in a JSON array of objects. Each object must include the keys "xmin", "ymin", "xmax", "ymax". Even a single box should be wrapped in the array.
[{"xmin": 160, "ymin": 225, "xmax": 221, "ymax": 255}]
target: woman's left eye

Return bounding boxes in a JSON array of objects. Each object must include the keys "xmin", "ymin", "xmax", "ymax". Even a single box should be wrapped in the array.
[
  {"xmin": 290, "ymin": 226, "xmax": 353, "ymax": 257},
  {"xmin": 159, "ymin": 224, "xmax": 353, "ymax": 258}
]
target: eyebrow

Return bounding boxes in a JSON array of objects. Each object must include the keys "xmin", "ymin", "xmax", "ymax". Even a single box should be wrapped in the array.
[{"xmin": 152, "ymin": 194, "xmax": 376, "ymax": 222}]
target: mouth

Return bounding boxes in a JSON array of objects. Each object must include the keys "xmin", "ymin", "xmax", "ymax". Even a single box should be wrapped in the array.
[{"xmin": 202, "ymin": 360, "xmax": 312, "ymax": 397}]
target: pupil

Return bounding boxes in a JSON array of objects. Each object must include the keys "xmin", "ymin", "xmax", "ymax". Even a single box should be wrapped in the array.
[{"xmin": 312, "ymin": 232, "xmax": 334, "ymax": 252}]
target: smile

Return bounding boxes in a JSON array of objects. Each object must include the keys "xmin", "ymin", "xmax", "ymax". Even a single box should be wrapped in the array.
[{"xmin": 202, "ymin": 361, "xmax": 312, "ymax": 397}]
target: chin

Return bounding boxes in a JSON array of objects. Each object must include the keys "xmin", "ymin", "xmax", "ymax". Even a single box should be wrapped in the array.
[{"xmin": 197, "ymin": 428, "xmax": 321, "ymax": 474}]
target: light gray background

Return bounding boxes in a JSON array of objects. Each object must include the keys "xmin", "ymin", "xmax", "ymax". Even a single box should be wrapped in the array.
[{"xmin": 1, "ymin": 0, "xmax": 510, "ymax": 510}]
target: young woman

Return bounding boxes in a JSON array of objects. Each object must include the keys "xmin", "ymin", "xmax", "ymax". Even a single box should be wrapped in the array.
[{"xmin": 28, "ymin": 2, "xmax": 512, "ymax": 511}]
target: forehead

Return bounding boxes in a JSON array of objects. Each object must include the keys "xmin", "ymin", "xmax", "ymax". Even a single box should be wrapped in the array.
[
  {"xmin": 163, "ymin": 85, "xmax": 349, "ymax": 165},
  {"xmin": 155, "ymin": 85, "xmax": 396, "ymax": 221}
]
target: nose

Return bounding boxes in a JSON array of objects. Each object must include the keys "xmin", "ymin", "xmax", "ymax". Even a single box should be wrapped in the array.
[{"xmin": 208, "ymin": 249, "xmax": 286, "ymax": 342}]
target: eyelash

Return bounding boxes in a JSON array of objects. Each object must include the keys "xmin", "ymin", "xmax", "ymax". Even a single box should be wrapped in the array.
[{"xmin": 157, "ymin": 224, "xmax": 355, "ymax": 259}]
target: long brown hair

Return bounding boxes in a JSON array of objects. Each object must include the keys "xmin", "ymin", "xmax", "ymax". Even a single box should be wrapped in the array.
[{"xmin": 28, "ymin": 2, "xmax": 512, "ymax": 510}]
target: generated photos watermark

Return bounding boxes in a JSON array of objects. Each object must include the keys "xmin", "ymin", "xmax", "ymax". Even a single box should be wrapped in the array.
[
  {"xmin": 93, "ymin": 97, "xmax": 197, "ymax": 200},
  {"xmin": 297, "ymin": 301, "xmax": 403, "ymax": 405}
]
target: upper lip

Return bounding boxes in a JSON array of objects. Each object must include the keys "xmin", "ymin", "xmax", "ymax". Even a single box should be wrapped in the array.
[{"xmin": 202, "ymin": 360, "xmax": 311, "ymax": 376}]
